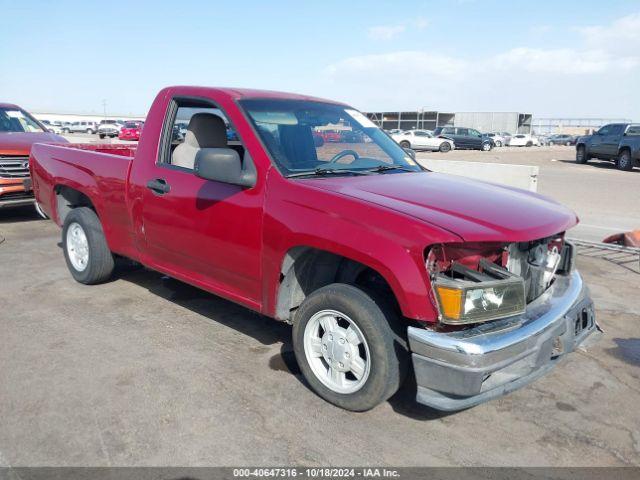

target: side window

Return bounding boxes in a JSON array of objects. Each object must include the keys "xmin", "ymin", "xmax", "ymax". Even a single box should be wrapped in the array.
[
  {"xmin": 414, "ymin": 131, "xmax": 428, "ymax": 137},
  {"xmin": 597, "ymin": 125, "xmax": 612, "ymax": 136},
  {"xmin": 609, "ymin": 124, "xmax": 624, "ymax": 136},
  {"xmin": 469, "ymin": 129, "xmax": 481, "ymax": 137},
  {"xmin": 626, "ymin": 125, "xmax": 640, "ymax": 136},
  {"xmin": 457, "ymin": 128, "xmax": 469, "ymax": 136},
  {"xmin": 442, "ymin": 127, "xmax": 455, "ymax": 134},
  {"xmin": 162, "ymin": 100, "xmax": 245, "ymax": 171}
]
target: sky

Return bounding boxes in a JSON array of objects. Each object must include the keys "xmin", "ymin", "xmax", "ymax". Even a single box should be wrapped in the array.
[{"xmin": 1, "ymin": 0, "xmax": 639, "ymax": 120}]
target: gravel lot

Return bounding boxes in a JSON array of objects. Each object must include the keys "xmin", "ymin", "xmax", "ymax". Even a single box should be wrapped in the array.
[{"xmin": 1, "ymin": 196, "xmax": 639, "ymax": 466}]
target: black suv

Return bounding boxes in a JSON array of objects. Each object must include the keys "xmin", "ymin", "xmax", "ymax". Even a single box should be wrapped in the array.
[
  {"xmin": 576, "ymin": 123, "xmax": 640, "ymax": 171},
  {"xmin": 433, "ymin": 126, "xmax": 494, "ymax": 151},
  {"xmin": 548, "ymin": 134, "xmax": 576, "ymax": 146}
]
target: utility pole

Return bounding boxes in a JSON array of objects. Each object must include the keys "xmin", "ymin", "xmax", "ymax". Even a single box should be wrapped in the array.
[{"xmin": 102, "ymin": 99, "xmax": 107, "ymax": 119}]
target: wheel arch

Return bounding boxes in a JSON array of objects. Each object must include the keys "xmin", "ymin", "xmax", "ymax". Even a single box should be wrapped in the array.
[
  {"xmin": 274, "ymin": 246, "xmax": 406, "ymax": 323},
  {"xmin": 54, "ymin": 184, "xmax": 98, "ymax": 226}
]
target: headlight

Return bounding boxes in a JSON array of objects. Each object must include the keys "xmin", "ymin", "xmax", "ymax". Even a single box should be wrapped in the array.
[{"xmin": 433, "ymin": 260, "xmax": 526, "ymax": 325}]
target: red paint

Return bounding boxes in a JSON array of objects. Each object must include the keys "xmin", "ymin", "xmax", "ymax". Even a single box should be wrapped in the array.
[{"xmin": 29, "ymin": 86, "xmax": 578, "ymax": 323}]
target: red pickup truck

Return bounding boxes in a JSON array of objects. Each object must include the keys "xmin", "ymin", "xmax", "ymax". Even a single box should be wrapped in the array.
[{"xmin": 30, "ymin": 86, "xmax": 599, "ymax": 412}]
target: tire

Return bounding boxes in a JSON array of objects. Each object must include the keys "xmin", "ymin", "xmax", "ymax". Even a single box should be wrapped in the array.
[
  {"xmin": 576, "ymin": 145, "xmax": 588, "ymax": 164},
  {"xmin": 495, "ymin": 140, "xmax": 502, "ymax": 147},
  {"xmin": 439, "ymin": 141, "xmax": 451, "ymax": 152},
  {"xmin": 565, "ymin": 141, "xmax": 571, "ymax": 146},
  {"xmin": 526, "ymin": 141, "xmax": 533, "ymax": 147},
  {"xmin": 62, "ymin": 207, "xmax": 114, "ymax": 284},
  {"xmin": 482, "ymin": 142, "xmax": 492, "ymax": 151},
  {"xmin": 99, "ymin": 134, "xmax": 105, "ymax": 139},
  {"xmin": 399, "ymin": 140, "xmax": 411, "ymax": 149},
  {"xmin": 616, "ymin": 149, "xmax": 634, "ymax": 171},
  {"xmin": 292, "ymin": 283, "xmax": 408, "ymax": 412}
]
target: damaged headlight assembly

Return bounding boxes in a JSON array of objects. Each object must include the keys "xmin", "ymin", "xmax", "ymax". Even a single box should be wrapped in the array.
[{"xmin": 432, "ymin": 259, "xmax": 526, "ymax": 325}]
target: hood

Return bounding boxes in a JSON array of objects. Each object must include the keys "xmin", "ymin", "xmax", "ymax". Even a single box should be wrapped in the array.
[
  {"xmin": 0, "ymin": 132, "xmax": 68, "ymax": 155},
  {"xmin": 299, "ymin": 172, "xmax": 578, "ymax": 243}
]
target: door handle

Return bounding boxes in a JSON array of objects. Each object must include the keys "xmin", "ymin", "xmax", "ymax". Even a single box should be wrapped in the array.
[{"xmin": 146, "ymin": 178, "xmax": 171, "ymax": 195}]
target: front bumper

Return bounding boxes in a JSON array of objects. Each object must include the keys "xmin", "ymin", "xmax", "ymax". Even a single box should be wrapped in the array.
[{"xmin": 408, "ymin": 270, "xmax": 600, "ymax": 411}]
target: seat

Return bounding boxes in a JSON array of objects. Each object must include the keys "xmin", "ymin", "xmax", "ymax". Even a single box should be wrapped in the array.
[
  {"xmin": 278, "ymin": 125, "xmax": 320, "ymax": 170},
  {"xmin": 172, "ymin": 113, "xmax": 228, "ymax": 169}
]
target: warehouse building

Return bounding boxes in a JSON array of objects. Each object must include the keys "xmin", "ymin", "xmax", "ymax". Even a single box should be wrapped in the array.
[
  {"xmin": 365, "ymin": 111, "xmax": 455, "ymax": 131},
  {"xmin": 364, "ymin": 110, "xmax": 532, "ymax": 134}
]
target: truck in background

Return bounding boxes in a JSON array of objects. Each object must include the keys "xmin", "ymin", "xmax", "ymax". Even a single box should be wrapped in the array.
[{"xmin": 576, "ymin": 123, "xmax": 640, "ymax": 171}]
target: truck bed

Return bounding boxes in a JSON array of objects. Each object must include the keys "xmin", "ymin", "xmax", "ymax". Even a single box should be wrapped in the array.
[{"xmin": 30, "ymin": 142, "xmax": 137, "ymax": 258}]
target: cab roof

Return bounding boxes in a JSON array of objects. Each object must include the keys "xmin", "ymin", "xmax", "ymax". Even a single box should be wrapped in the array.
[{"xmin": 162, "ymin": 86, "xmax": 349, "ymax": 106}]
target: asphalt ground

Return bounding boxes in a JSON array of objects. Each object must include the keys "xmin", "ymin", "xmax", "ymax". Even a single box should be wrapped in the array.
[{"xmin": 0, "ymin": 205, "xmax": 638, "ymax": 467}]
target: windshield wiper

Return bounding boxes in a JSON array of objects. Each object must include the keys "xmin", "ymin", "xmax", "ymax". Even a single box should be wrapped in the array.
[
  {"xmin": 364, "ymin": 165, "xmax": 418, "ymax": 173},
  {"xmin": 286, "ymin": 167, "xmax": 372, "ymax": 178}
]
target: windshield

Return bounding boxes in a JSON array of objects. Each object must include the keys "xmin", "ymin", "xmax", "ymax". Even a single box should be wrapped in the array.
[
  {"xmin": 240, "ymin": 99, "xmax": 422, "ymax": 176},
  {"xmin": 0, "ymin": 108, "xmax": 45, "ymax": 133}
]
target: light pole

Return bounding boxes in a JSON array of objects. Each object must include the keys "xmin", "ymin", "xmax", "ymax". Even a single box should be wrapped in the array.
[{"xmin": 102, "ymin": 99, "xmax": 107, "ymax": 119}]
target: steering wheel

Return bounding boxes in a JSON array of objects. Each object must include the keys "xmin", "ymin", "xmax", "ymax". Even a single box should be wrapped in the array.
[{"xmin": 328, "ymin": 149, "xmax": 360, "ymax": 164}]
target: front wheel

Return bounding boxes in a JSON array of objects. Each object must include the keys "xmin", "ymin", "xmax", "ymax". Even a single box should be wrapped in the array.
[
  {"xmin": 399, "ymin": 140, "xmax": 411, "ymax": 149},
  {"xmin": 482, "ymin": 142, "xmax": 492, "ymax": 151},
  {"xmin": 616, "ymin": 150, "xmax": 634, "ymax": 171},
  {"xmin": 292, "ymin": 283, "xmax": 408, "ymax": 411},
  {"xmin": 62, "ymin": 207, "xmax": 115, "ymax": 284},
  {"xmin": 495, "ymin": 140, "xmax": 502, "ymax": 147},
  {"xmin": 576, "ymin": 145, "xmax": 588, "ymax": 164}
]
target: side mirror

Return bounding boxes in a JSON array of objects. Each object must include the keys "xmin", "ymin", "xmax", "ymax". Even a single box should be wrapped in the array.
[
  {"xmin": 194, "ymin": 148, "xmax": 256, "ymax": 187},
  {"xmin": 403, "ymin": 147, "xmax": 416, "ymax": 160}
]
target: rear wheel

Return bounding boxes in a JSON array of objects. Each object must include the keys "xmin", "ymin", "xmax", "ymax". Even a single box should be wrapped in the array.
[
  {"xmin": 616, "ymin": 149, "xmax": 634, "ymax": 171},
  {"xmin": 399, "ymin": 140, "xmax": 411, "ymax": 149},
  {"xmin": 482, "ymin": 142, "xmax": 492, "ymax": 151},
  {"xmin": 62, "ymin": 207, "xmax": 114, "ymax": 284},
  {"xmin": 495, "ymin": 140, "xmax": 502, "ymax": 147},
  {"xmin": 576, "ymin": 145, "xmax": 588, "ymax": 164},
  {"xmin": 526, "ymin": 141, "xmax": 533, "ymax": 147},
  {"xmin": 439, "ymin": 141, "xmax": 451, "ymax": 152},
  {"xmin": 99, "ymin": 134, "xmax": 105, "ymax": 139},
  {"xmin": 292, "ymin": 283, "xmax": 408, "ymax": 411}
]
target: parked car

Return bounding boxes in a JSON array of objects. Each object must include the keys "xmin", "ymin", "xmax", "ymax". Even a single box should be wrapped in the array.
[
  {"xmin": 548, "ymin": 134, "xmax": 576, "ymax": 146},
  {"xmin": 433, "ymin": 126, "xmax": 494, "ymax": 151},
  {"xmin": 575, "ymin": 123, "xmax": 640, "ymax": 171},
  {"xmin": 118, "ymin": 121, "xmax": 144, "ymax": 141},
  {"xmin": 499, "ymin": 132, "xmax": 512, "ymax": 145},
  {"xmin": 67, "ymin": 121, "xmax": 98, "ymax": 134},
  {"xmin": 486, "ymin": 133, "xmax": 506, "ymax": 147},
  {"xmin": 341, "ymin": 130, "xmax": 364, "ymax": 143},
  {"xmin": 41, "ymin": 120, "xmax": 63, "ymax": 135},
  {"xmin": 386, "ymin": 129, "xmax": 403, "ymax": 135},
  {"xmin": 0, "ymin": 103, "xmax": 67, "ymax": 213},
  {"xmin": 392, "ymin": 129, "xmax": 454, "ymax": 152},
  {"xmin": 509, "ymin": 134, "xmax": 540, "ymax": 147},
  {"xmin": 98, "ymin": 120, "xmax": 124, "ymax": 139},
  {"xmin": 30, "ymin": 85, "xmax": 599, "ymax": 413},
  {"xmin": 317, "ymin": 130, "xmax": 342, "ymax": 143}
]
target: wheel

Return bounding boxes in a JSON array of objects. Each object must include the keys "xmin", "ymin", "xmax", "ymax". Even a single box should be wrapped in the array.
[
  {"xmin": 576, "ymin": 145, "xmax": 589, "ymax": 164},
  {"xmin": 482, "ymin": 142, "xmax": 492, "ymax": 151},
  {"xmin": 616, "ymin": 149, "xmax": 634, "ymax": 171},
  {"xmin": 565, "ymin": 141, "xmax": 571, "ymax": 146},
  {"xmin": 439, "ymin": 141, "xmax": 451, "ymax": 152},
  {"xmin": 99, "ymin": 134, "xmax": 105, "ymax": 139},
  {"xmin": 292, "ymin": 283, "xmax": 408, "ymax": 411},
  {"xmin": 495, "ymin": 140, "xmax": 502, "ymax": 147},
  {"xmin": 526, "ymin": 141, "xmax": 533, "ymax": 147},
  {"xmin": 399, "ymin": 140, "xmax": 411, "ymax": 149},
  {"xmin": 34, "ymin": 201, "xmax": 48, "ymax": 219},
  {"xmin": 62, "ymin": 207, "xmax": 115, "ymax": 284}
]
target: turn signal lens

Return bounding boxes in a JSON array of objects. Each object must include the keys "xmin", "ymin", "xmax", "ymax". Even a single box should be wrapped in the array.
[{"xmin": 434, "ymin": 286, "xmax": 463, "ymax": 320}]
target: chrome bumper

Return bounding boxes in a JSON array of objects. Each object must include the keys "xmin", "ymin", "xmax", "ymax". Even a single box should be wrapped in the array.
[{"xmin": 408, "ymin": 271, "xmax": 600, "ymax": 411}]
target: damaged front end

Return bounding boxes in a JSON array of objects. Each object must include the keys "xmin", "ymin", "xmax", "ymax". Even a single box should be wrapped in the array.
[{"xmin": 408, "ymin": 236, "xmax": 601, "ymax": 411}]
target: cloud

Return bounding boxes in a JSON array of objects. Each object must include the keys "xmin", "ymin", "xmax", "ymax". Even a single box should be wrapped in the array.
[
  {"xmin": 575, "ymin": 12, "xmax": 640, "ymax": 56},
  {"xmin": 491, "ymin": 47, "xmax": 638, "ymax": 74},
  {"xmin": 367, "ymin": 24, "xmax": 406, "ymax": 40},
  {"xmin": 322, "ymin": 12, "xmax": 640, "ymax": 117}
]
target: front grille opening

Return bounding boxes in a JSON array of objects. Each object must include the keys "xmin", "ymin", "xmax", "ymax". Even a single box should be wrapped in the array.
[{"xmin": 0, "ymin": 156, "xmax": 30, "ymax": 179}]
